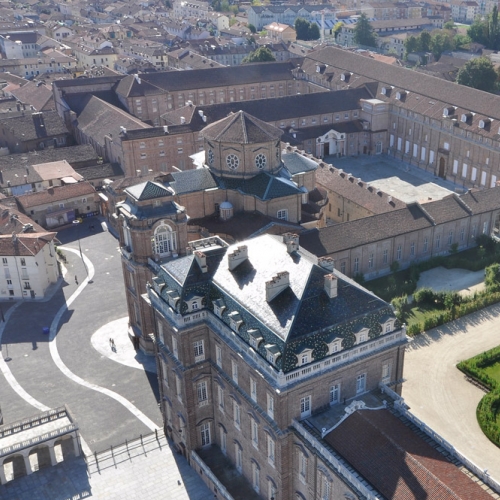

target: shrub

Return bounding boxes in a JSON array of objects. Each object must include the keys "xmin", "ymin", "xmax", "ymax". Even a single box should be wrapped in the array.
[{"xmin": 413, "ymin": 287, "xmax": 435, "ymax": 305}]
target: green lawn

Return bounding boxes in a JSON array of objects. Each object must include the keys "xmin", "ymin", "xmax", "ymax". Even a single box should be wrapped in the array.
[{"xmin": 483, "ymin": 363, "xmax": 500, "ymax": 385}]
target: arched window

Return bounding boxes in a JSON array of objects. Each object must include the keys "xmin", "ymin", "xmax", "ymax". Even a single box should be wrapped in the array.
[{"xmin": 153, "ymin": 222, "xmax": 177, "ymax": 257}]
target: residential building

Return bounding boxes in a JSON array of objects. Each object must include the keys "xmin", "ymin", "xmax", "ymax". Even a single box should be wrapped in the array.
[
  {"xmin": 0, "ymin": 31, "xmax": 40, "ymax": 59},
  {"xmin": 0, "ymin": 205, "xmax": 59, "ymax": 299},
  {"xmin": 16, "ymin": 181, "xmax": 98, "ymax": 228},
  {"xmin": 0, "ymin": 111, "xmax": 71, "ymax": 153}
]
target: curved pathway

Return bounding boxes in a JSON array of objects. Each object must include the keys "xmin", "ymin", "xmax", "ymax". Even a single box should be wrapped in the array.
[{"xmin": 402, "ymin": 303, "xmax": 500, "ymax": 483}]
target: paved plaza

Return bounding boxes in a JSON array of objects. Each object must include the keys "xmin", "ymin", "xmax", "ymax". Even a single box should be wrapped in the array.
[
  {"xmin": 0, "ymin": 218, "xmax": 212, "ymax": 499},
  {"xmin": 327, "ymin": 154, "xmax": 459, "ymax": 204}
]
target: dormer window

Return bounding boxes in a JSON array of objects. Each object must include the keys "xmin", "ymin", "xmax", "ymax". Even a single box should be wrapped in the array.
[
  {"xmin": 396, "ymin": 91, "xmax": 407, "ymax": 101},
  {"xmin": 353, "ymin": 326, "xmax": 370, "ymax": 345},
  {"xmin": 461, "ymin": 112, "xmax": 473, "ymax": 124},
  {"xmin": 479, "ymin": 119, "xmax": 492, "ymax": 130},
  {"xmin": 166, "ymin": 290, "xmax": 180, "ymax": 309},
  {"xmin": 296, "ymin": 348, "xmax": 313, "ymax": 366},
  {"xmin": 213, "ymin": 299, "xmax": 226, "ymax": 318},
  {"xmin": 248, "ymin": 329, "xmax": 263, "ymax": 349},
  {"xmin": 228, "ymin": 311, "xmax": 243, "ymax": 332},
  {"xmin": 443, "ymin": 106, "xmax": 456, "ymax": 117},
  {"xmin": 265, "ymin": 344, "xmax": 281, "ymax": 365},
  {"xmin": 380, "ymin": 315, "xmax": 395, "ymax": 334},
  {"xmin": 327, "ymin": 337, "xmax": 342, "ymax": 355}
]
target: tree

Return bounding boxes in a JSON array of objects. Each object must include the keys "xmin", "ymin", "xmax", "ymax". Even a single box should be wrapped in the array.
[
  {"xmin": 294, "ymin": 18, "xmax": 320, "ymax": 41},
  {"xmin": 309, "ymin": 22, "xmax": 320, "ymax": 41},
  {"xmin": 489, "ymin": 5, "xmax": 500, "ymax": 49},
  {"xmin": 248, "ymin": 23, "xmax": 257, "ymax": 34},
  {"xmin": 444, "ymin": 20, "xmax": 455, "ymax": 30},
  {"xmin": 353, "ymin": 13, "xmax": 377, "ymax": 47},
  {"xmin": 430, "ymin": 31, "xmax": 454, "ymax": 60},
  {"xmin": 468, "ymin": 17, "xmax": 488, "ymax": 45},
  {"xmin": 420, "ymin": 31, "xmax": 431, "ymax": 52},
  {"xmin": 456, "ymin": 56, "xmax": 498, "ymax": 92},
  {"xmin": 295, "ymin": 18, "xmax": 310, "ymax": 40},
  {"xmin": 404, "ymin": 35, "xmax": 419, "ymax": 57},
  {"xmin": 242, "ymin": 46, "xmax": 276, "ymax": 63}
]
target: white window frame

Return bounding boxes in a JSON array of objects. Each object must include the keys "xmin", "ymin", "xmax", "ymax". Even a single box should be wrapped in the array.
[
  {"xmin": 267, "ymin": 435, "xmax": 275, "ymax": 466},
  {"xmin": 193, "ymin": 340, "xmax": 204, "ymax": 362},
  {"xmin": 216, "ymin": 345, "xmax": 222, "ymax": 367},
  {"xmin": 330, "ymin": 383, "xmax": 340, "ymax": 405},
  {"xmin": 200, "ymin": 422, "xmax": 211, "ymax": 446},
  {"xmin": 300, "ymin": 395, "xmax": 311, "ymax": 418},
  {"xmin": 277, "ymin": 209, "xmax": 288, "ymax": 221},
  {"xmin": 356, "ymin": 373, "xmax": 366, "ymax": 394},
  {"xmin": 232, "ymin": 360, "xmax": 238, "ymax": 384},
  {"xmin": 267, "ymin": 393, "xmax": 274, "ymax": 419},
  {"xmin": 250, "ymin": 378, "xmax": 257, "ymax": 402},
  {"xmin": 197, "ymin": 381, "xmax": 208, "ymax": 406}
]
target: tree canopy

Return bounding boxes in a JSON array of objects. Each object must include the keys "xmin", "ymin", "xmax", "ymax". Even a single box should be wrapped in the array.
[
  {"xmin": 353, "ymin": 13, "xmax": 377, "ymax": 47},
  {"xmin": 294, "ymin": 18, "xmax": 320, "ymax": 41},
  {"xmin": 456, "ymin": 56, "xmax": 498, "ymax": 92},
  {"xmin": 468, "ymin": 6, "xmax": 500, "ymax": 49},
  {"xmin": 403, "ymin": 29, "xmax": 457, "ymax": 61},
  {"xmin": 242, "ymin": 46, "xmax": 276, "ymax": 63}
]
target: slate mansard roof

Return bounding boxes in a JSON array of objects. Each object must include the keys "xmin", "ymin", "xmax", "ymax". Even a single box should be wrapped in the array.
[{"xmin": 152, "ymin": 234, "xmax": 397, "ymax": 373}]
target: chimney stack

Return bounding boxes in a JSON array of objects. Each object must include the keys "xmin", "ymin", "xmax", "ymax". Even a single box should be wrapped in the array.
[
  {"xmin": 228, "ymin": 245, "xmax": 248, "ymax": 271},
  {"xmin": 324, "ymin": 273, "xmax": 338, "ymax": 299},
  {"xmin": 194, "ymin": 251, "xmax": 208, "ymax": 273},
  {"xmin": 318, "ymin": 256, "xmax": 335, "ymax": 272},
  {"xmin": 266, "ymin": 271, "xmax": 290, "ymax": 302},
  {"xmin": 283, "ymin": 233, "xmax": 299, "ymax": 254}
]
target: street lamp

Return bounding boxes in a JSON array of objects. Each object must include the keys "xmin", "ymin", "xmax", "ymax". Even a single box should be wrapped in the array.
[{"xmin": 72, "ymin": 219, "xmax": 90, "ymax": 282}]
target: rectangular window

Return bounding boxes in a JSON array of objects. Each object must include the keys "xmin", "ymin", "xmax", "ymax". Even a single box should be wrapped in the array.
[
  {"xmin": 460, "ymin": 227, "xmax": 465, "ymax": 242},
  {"xmin": 197, "ymin": 381, "xmax": 208, "ymax": 405},
  {"xmin": 267, "ymin": 435, "xmax": 275, "ymax": 465},
  {"xmin": 2, "ymin": 258, "xmax": 6, "ymax": 265},
  {"xmin": 299, "ymin": 452, "xmax": 307, "ymax": 483},
  {"xmin": 330, "ymin": 383, "xmax": 340, "ymax": 405},
  {"xmin": 368, "ymin": 253, "xmax": 374, "ymax": 269},
  {"xmin": 232, "ymin": 360, "xmax": 238, "ymax": 384},
  {"xmin": 421, "ymin": 147, "xmax": 426, "ymax": 161},
  {"xmin": 396, "ymin": 244, "xmax": 402, "ymax": 260},
  {"xmin": 356, "ymin": 373, "xmax": 366, "ymax": 394},
  {"xmin": 216, "ymin": 345, "xmax": 222, "ymax": 368},
  {"xmin": 436, "ymin": 234, "xmax": 441, "ymax": 250},
  {"xmin": 277, "ymin": 209, "xmax": 288, "ymax": 221},
  {"xmin": 448, "ymin": 231, "xmax": 453, "ymax": 245},
  {"xmin": 218, "ymin": 385, "xmax": 224, "ymax": 411},
  {"xmin": 483, "ymin": 221, "xmax": 488, "ymax": 234},
  {"xmin": 423, "ymin": 237, "xmax": 428, "ymax": 253},
  {"xmin": 481, "ymin": 171, "xmax": 487, "ymax": 186},
  {"xmin": 20, "ymin": 258, "xmax": 26, "ymax": 267},
  {"xmin": 233, "ymin": 401, "xmax": 241, "ymax": 429},
  {"xmin": 472, "ymin": 167, "xmax": 477, "ymax": 182},
  {"xmin": 193, "ymin": 340, "xmax": 204, "ymax": 362},
  {"xmin": 139, "ymin": 142, "xmax": 146, "ymax": 149},
  {"xmin": 383, "ymin": 249, "xmax": 388, "ymax": 264},
  {"xmin": 462, "ymin": 163, "xmax": 468, "ymax": 178},
  {"xmin": 410, "ymin": 242, "xmax": 415, "ymax": 257},
  {"xmin": 382, "ymin": 364, "xmax": 391, "ymax": 384},
  {"xmin": 175, "ymin": 374, "xmax": 182, "ymax": 402},
  {"xmin": 252, "ymin": 462, "xmax": 260, "ymax": 492},
  {"xmin": 172, "ymin": 336, "xmax": 178, "ymax": 359},
  {"xmin": 250, "ymin": 378, "xmax": 257, "ymax": 402},
  {"xmin": 340, "ymin": 261, "xmax": 346, "ymax": 274},
  {"xmin": 353, "ymin": 257, "xmax": 359, "ymax": 273},
  {"xmin": 251, "ymin": 417, "xmax": 259, "ymax": 448},
  {"xmin": 235, "ymin": 444, "xmax": 242, "ymax": 472},
  {"xmin": 200, "ymin": 422, "xmax": 211, "ymax": 446},
  {"xmin": 413, "ymin": 143, "xmax": 418, "ymax": 157},
  {"xmin": 300, "ymin": 395, "xmax": 311, "ymax": 418},
  {"xmin": 397, "ymin": 137, "xmax": 402, "ymax": 151},
  {"xmin": 405, "ymin": 140, "xmax": 410, "ymax": 154},
  {"xmin": 472, "ymin": 224, "xmax": 477, "ymax": 239},
  {"xmin": 267, "ymin": 393, "xmax": 274, "ymax": 419}
]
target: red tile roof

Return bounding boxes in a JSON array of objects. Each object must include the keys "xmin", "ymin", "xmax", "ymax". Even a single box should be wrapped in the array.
[
  {"xmin": 325, "ymin": 409, "xmax": 494, "ymax": 499},
  {"xmin": 0, "ymin": 232, "xmax": 56, "ymax": 256},
  {"xmin": 16, "ymin": 182, "xmax": 96, "ymax": 209}
]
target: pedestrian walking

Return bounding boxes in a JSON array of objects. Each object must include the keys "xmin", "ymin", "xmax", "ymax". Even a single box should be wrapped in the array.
[{"xmin": 75, "ymin": 275, "xmax": 78, "ymax": 285}]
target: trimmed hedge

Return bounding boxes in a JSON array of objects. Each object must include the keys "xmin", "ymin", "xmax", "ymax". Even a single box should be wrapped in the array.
[{"xmin": 458, "ymin": 346, "xmax": 500, "ymax": 447}]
